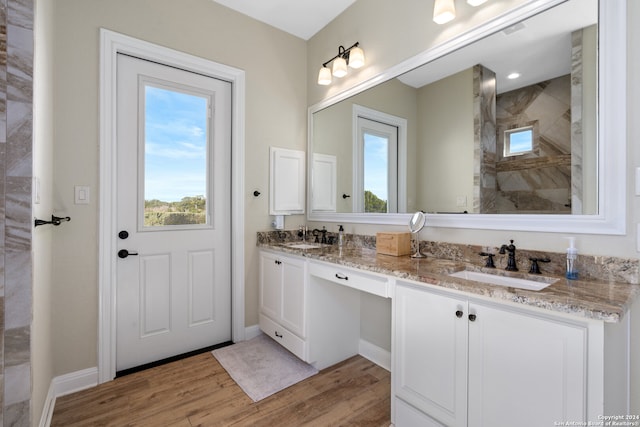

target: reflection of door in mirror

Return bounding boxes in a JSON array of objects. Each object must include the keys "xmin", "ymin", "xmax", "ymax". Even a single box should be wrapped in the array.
[
  {"xmin": 353, "ymin": 105, "xmax": 408, "ymax": 214},
  {"xmin": 356, "ymin": 117, "xmax": 397, "ymax": 213}
]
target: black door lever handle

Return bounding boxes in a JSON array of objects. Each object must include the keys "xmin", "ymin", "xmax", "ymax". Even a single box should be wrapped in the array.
[{"xmin": 118, "ymin": 249, "xmax": 139, "ymax": 259}]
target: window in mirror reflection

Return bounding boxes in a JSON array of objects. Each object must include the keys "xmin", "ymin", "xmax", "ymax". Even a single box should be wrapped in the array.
[
  {"xmin": 504, "ymin": 126, "xmax": 534, "ymax": 157},
  {"xmin": 357, "ymin": 117, "xmax": 398, "ymax": 213}
]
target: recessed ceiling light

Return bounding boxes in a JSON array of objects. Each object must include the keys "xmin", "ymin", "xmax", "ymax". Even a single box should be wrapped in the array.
[{"xmin": 507, "ymin": 72, "xmax": 521, "ymax": 80}]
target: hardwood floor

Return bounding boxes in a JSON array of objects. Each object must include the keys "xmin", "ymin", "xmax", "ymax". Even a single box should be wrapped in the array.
[{"xmin": 51, "ymin": 352, "xmax": 391, "ymax": 426}]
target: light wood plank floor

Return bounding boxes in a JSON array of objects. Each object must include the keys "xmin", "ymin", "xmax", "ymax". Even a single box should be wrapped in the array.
[{"xmin": 51, "ymin": 352, "xmax": 391, "ymax": 426}]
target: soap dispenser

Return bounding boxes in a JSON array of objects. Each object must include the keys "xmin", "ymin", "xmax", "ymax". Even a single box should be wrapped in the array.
[
  {"xmin": 338, "ymin": 225, "xmax": 345, "ymax": 247},
  {"xmin": 565, "ymin": 237, "xmax": 578, "ymax": 280}
]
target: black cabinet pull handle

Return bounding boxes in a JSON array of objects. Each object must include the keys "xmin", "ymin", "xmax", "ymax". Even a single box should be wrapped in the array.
[
  {"xmin": 335, "ymin": 273, "xmax": 349, "ymax": 280},
  {"xmin": 118, "ymin": 249, "xmax": 138, "ymax": 259},
  {"xmin": 468, "ymin": 314, "xmax": 477, "ymax": 322},
  {"xmin": 275, "ymin": 260, "xmax": 282, "ymax": 265},
  {"xmin": 455, "ymin": 310, "xmax": 463, "ymax": 318},
  {"xmin": 275, "ymin": 331, "xmax": 283, "ymax": 338}
]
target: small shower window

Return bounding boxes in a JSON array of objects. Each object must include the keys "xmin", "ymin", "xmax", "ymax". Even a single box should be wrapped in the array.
[{"xmin": 504, "ymin": 126, "xmax": 534, "ymax": 157}]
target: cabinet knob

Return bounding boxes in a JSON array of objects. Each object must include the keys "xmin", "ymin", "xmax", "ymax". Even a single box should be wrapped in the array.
[
  {"xmin": 468, "ymin": 314, "xmax": 477, "ymax": 322},
  {"xmin": 455, "ymin": 310, "xmax": 463, "ymax": 318}
]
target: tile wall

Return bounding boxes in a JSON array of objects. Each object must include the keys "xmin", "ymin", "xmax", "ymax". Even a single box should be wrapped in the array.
[{"xmin": 1, "ymin": 0, "xmax": 34, "ymax": 425}]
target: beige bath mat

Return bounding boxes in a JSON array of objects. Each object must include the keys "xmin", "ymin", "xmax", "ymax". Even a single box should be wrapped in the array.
[{"xmin": 212, "ymin": 333, "xmax": 318, "ymax": 402}]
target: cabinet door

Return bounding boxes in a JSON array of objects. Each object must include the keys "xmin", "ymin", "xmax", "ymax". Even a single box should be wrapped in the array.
[
  {"xmin": 280, "ymin": 257, "xmax": 306, "ymax": 338},
  {"xmin": 468, "ymin": 302, "xmax": 587, "ymax": 427},
  {"xmin": 259, "ymin": 252, "xmax": 282, "ymax": 322},
  {"xmin": 269, "ymin": 146, "xmax": 305, "ymax": 215},
  {"xmin": 394, "ymin": 284, "xmax": 468, "ymax": 427}
]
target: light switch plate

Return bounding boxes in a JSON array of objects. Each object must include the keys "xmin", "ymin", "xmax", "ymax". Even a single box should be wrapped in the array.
[{"xmin": 74, "ymin": 186, "xmax": 90, "ymax": 205}]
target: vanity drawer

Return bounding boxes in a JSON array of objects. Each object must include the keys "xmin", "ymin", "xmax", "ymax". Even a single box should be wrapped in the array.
[
  {"xmin": 259, "ymin": 313, "xmax": 307, "ymax": 361},
  {"xmin": 309, "ymin": 261, "xmax": 390, "ymax": 298}
]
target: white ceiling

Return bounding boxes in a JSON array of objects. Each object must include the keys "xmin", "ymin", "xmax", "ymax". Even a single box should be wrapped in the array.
[{"xmin": 212, "ymin": 0, "xmax": 356, "ymax": 40}]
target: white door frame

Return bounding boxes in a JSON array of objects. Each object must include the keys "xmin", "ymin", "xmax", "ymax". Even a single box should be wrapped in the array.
[{"xmin": 98, "ymin": 29, "xmax": 245, "ymax": 383}]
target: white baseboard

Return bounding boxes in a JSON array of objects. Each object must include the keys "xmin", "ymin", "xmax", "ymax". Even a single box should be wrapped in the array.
[
  {"xmin": 38, "ymin": 382, "xmax": 56, "ymax": 427},
  {"xmin": 53, "ymin": 366, "xmax": 99, "ymax": 397},
  {"xmin": 39, "ymin": 367, "xmax": 98, "ymax": 427},
  {"xmin": 244, "ymin": 323, "xmax": 262, "ymax": 340},
  {"xmin": 359, "ymin": 339, "xmax": 391, "ymax": 371}
]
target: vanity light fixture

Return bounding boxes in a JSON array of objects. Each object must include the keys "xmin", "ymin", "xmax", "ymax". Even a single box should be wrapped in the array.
[
  {"xmin": 467, "ymin": 0, "xmax": 488, "ymax": 6},
  {"xmin": 317, "ymin": 42, "xmax": 365, "ymax": 86}
]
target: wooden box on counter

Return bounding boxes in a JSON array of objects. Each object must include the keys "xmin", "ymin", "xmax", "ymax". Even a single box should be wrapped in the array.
[{"xmin": 376, "ymin": 232, "xmax": 411, "ymax": 256}]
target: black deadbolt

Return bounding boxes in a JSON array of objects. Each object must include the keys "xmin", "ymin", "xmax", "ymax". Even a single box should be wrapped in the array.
[{"xmin": 118, "ymin": 230, "xmax": 129, "ymax": 240}]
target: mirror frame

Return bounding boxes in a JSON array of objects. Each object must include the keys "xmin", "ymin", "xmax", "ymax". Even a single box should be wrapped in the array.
[{"xmin": 307, "ymin": 0, "xmax": 626, "ymax": 235}]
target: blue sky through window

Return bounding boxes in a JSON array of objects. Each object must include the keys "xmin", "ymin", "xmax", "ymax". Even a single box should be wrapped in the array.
[
  {"xmin": 364, "ymin": 133, "xmax": 388, "ymax": 202},
  {"xmin": 508, "ymin": 128, "xmax": 533, "ymax": 154},
  {"xmin": 144, "ymin": 85, "xmax": 208, "ymax": 202}
]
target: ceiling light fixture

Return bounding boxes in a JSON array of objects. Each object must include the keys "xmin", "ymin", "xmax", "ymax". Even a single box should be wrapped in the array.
[
  {"xmin": 317, "ymin": 42, "xmax": 365, "ymax": 86},
  {"xmin": 434, "ymin": 0, "xmax": 490, "ymax": 24},
  {"xmin": 433, "ymin": 0, "xmax": 456, "ymax": 24},
  {"xmin": 507, "ymin": 72, "xmax": 521, "ymax": 79}
]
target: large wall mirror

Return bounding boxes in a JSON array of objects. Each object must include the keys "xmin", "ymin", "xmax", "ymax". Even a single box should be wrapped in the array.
[{"xmin": 307, "ymin": 0, "xmax": 626, "ymax": 234}]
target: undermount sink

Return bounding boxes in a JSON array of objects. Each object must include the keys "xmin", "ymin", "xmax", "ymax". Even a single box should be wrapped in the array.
[
  {"xmin": 448, "ymin": 270, "xmax": 558, "ymax": 291},
  {"xmin": 284, "ymin": 242, "xmax": 323, "ymax": 249}
]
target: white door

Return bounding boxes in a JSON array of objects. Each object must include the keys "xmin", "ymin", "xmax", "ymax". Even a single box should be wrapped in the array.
[{"xmin": 115, "ymin": 54, "xmax": 232, "ymax": 371}]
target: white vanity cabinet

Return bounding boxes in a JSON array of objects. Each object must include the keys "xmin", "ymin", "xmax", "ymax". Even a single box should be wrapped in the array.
[
  {"xmin": 259, "ymin": 250, "xmax": 307, "ymax": 360},
  {"xmin": 393, "ymin": 281, "xmax": 598, "ymax": 427}
]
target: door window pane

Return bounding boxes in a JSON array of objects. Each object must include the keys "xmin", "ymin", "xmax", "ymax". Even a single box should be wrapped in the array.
[
  {"xmin": 364, "ymin": 133, "xmax": 389, "ymax": 213},
  {"xmin": 144, "ymin": 85, "xmax": 209, "ymax": 227}
]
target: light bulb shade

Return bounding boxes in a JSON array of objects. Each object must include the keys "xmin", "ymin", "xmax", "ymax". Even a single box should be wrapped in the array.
[
  {"xmin": 433, "ymin": 0, "xmax": 455, "ymax": 24},
  {"xmin": 348, "ymin": 46, "xmax": 365, "ymax": 69},
  {"xmin": 317, "ymin": 66, "xmax": 332, "ymax": 85},
  {"xmin": 332, "ymin": 56, "xmax": 348, "ymax": 78},
  {"xmin": 467, "ymin": 0, "xmax": 488, "ymax": 5}
]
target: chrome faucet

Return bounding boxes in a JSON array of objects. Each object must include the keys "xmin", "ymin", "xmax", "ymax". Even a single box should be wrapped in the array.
[{"xmin": 499, "ymin": 240, "xmax": 518, "ymax": 271}]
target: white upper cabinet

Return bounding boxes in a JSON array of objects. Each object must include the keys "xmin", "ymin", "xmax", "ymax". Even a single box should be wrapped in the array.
[{"xmin": 270, "ymin": 146, "xmax": 305, "ymax": 215}]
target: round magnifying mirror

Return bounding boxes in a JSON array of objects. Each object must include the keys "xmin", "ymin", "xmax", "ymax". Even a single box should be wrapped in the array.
[{"xmin": 408, "ymin": 211, "xmax": 426, "ymax": 258}]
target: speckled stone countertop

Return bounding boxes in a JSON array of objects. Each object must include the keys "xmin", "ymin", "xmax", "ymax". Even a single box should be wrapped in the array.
[{"xmin": 258, "ymin": 237, "xmax": 640, "ymax": 323}]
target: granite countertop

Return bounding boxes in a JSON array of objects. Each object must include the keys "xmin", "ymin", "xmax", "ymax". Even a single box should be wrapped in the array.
[{"xmin": 258, "ymin": 242, "xmax": 640, "ymax": 323}]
